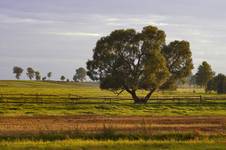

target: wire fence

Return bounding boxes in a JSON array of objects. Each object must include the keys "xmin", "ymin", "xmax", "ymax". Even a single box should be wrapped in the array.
[{"xmin": 1, "ymin": 93, "xmax": 226, "ymax": 105}]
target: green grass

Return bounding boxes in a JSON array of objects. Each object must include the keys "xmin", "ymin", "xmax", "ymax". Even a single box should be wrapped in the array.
[
  {"xmin": 0, "ymin": 80, "xmax": 226, "ymax": 116},
  {"xmin": 0, "ymin": 139, "xmax": 225, "ymax": 150},
  {"xmin": 1, "ymin": 103, "xmax": 226, "ymax": 116},
  {"xmin": 0, "ymin": 80, "xmax": 205, "ymax": 96},
  {"xmin": 0, "ymin": 129, "xmax": 225, "ymax": 141}
]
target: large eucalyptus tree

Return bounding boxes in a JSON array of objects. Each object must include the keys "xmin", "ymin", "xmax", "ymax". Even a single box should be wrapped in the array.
[{"xmin": 87, "ymin": 26, "xmax": 193, "ymax": 104}]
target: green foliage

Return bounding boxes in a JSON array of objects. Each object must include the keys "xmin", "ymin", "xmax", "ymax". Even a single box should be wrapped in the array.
[
  {"xmin": 60, "ymin": 75, "xmax": 65, "ymax": 81},
  {"xmin": 13, "ymin": 66, "xmax": 23, "ymax": 80},
  {"xmin": 47, "ymin": 72, "xmax": 52, "ymax": 80},
  {"xmin": 35, "ymin": 71, "xmax": 41, "ymax": 80},
  {"xmin": 26, "ymin": 67, "xmax": 35, "ymax": 80},
  {"xmin": 73, "ymin": 74, "xmax": 77, "ymax": 82},
  {"xmin": 189, "ymin": 74, "xmax": 197, "ymax": 86},
  {"xmin": 42, "ymin": 77, "xmax": 47, "ymax": 81},
  {"xmin": 74, "ymin": 67, "xmax": 86, "ymax": 82},
  {"xmin": 207, "ymin": 74, "xmax": 226, "ymax": 94},
  {"xmin": 161, "ymin": 41, "xmax": 193, "ymax": 90},
  {"xmin": 195, "ymin": 61, "xmax": 215, "ymax": 87},
  {"xmin": 87, "ymin": 25, "xmax": 193, "ymax": 103}
]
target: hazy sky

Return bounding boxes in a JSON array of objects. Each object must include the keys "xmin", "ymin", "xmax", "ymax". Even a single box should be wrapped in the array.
[{"xmin": 0, "ymin": 0, "xmax": 226, "ymax": 80}]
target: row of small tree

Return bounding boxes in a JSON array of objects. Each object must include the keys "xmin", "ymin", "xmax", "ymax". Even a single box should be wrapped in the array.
[
  {"xmin": 13, "ymin": 66, "xmax": 52, "ymax": 81},
  {"xmin": 60, "ymin": 67, "xmax": 87, "ymax": 82},
  {"xmin": 12, "ymin": 66, "xmax": 87, "ymax": 82}
]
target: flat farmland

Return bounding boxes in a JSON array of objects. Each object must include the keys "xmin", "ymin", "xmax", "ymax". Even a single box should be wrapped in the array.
[
  {"xmin": 0, "ymin": 116, "xmax": 226, "ymax": 150},
  {"xmin": 0, "ymin": 80, "xmax": 226, "ymax": 116},
  {"xmin": 0, "ymin": 80, "xmax": 226, "ymax": 149}
]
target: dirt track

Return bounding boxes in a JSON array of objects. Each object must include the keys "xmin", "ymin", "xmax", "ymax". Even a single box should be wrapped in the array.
[{"xmin": 0, "ymin": 116, "xmax": 226, "ymax": 135}]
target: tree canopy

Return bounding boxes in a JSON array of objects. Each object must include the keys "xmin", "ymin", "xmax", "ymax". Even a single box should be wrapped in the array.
[
  {"xmin": 195, "ymin": 61, "xmax": 215, "ymax": 88},
  {"xmin": 47, "ymin": 72, "xmax": 52, "ymax": 80},
  {"xmin": 87, "ymin": 25, "xmax": 193, "ymax": 103},
  {"xmin": 34, "ymin": 71, "xmax": 41, "ymax": 80},
  {"xmin": 60, "ymin": 75, "xmax": 65, "ymax": 81},
  {"xmin": 207, "ymin": 74, "xmax": 226, "ymax": 94},
  {"xmin": 26, "ymin": 67, "xmax": 35, "ymax": 80},
  {"xmin": 13, "ymin": 66, "xmax": 24, "ymax": 80},
  {"xmin": 74, "ymin": 67, "xmax": 87, "ymax": 82}
]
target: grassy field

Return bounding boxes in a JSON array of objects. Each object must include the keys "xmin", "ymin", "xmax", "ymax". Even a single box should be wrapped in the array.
[
  {"xmin": 1, "ymin": 137, "xmax": 224, "ymax": 150},
  {"xmin": 2, "ymin": 102, "xmax": 226, "ymax": 116},
  {"xmin": 0, "ymin": 80, "xmax": 226, "ymax": 116},
  {"xmin": 0, "ymin": 80, "xmax": 207, "ymax": 96},
  {"xmin": 0, "ymin": 140, "xmax": 226, "ymax": 150},
  {"xmin": 0, "ymin": 80, "xmax": 226, "ymax": 149}
]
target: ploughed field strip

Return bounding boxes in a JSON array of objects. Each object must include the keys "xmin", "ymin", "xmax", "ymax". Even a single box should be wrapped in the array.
[{"xmin": 0, "ymin": 116, "xmax": 226, "ymax": 136}]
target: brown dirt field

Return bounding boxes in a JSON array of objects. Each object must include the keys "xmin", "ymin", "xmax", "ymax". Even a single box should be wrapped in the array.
[{"xmin": 0, "ymin": 116, "xmax": 226, "ymax": 135}]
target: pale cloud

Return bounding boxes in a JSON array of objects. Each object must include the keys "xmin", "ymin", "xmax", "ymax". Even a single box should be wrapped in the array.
[
  {"xmin": 104, "ymin": 15, "xmax": 170, "ymax": 27},
  {"xmin": 47, "ymin": 32, "xmax": 101, "ymax": 37},
  {"xmin": 0, "ymin": 14, "xmax": 58, "ymax": 24},
  {"xmin": 105, "ymin": 18, "xmax": 121, "ymax": 22}
]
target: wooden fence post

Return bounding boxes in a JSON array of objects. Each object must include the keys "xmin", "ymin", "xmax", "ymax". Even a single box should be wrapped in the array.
[{"xmin": 200, "ymin": 95, "xmax": 202, "ymax": 104}]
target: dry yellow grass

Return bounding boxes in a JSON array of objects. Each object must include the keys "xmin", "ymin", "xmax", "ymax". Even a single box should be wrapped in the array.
[{"xmin": 0, "ymin": 116, "xmax": 225, "ymax": 136}]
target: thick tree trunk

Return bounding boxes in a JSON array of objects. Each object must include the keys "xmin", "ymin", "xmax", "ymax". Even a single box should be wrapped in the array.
[{"xmin": 129, "ymin": 89, "xmax": 155, "ymax": 104}]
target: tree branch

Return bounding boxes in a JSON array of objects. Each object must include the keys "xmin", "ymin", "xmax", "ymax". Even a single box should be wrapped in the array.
[
  {"xmin": 144, "ymin": 88, "xmax": 156, "ymax": 101},
  {"xmin": 113, "ymin": 89, "xmax": 124, "ymax": 96}
]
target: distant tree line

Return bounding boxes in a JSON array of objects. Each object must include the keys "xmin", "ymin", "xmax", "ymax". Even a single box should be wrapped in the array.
[
  {"xmin": 12, "ymin": 66, "xmax": 87, "ymax": 82},
  {"xmin": 181, "ymin": 61, "xmax": 226, "ymax": 94},
  {"xmin": 12, "ymin": 62, "xmax": 225, "ymax": 95}
]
